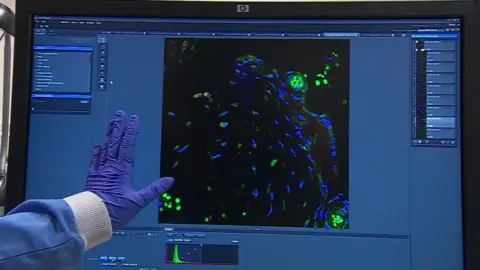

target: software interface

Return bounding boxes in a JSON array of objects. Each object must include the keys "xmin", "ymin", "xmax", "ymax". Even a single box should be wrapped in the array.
[{"xmin": 27, "ymin": 16, "xmax": 463, "ymax": 270}]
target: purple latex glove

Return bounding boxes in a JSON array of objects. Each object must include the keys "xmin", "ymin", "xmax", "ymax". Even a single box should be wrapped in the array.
[{"xmin": 86, "ymin": 110, "xmax": 174, "ymax": 230}]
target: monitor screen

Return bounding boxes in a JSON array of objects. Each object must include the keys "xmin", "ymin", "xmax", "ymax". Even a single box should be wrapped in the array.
[{"xmin": 27, "ymin": 16, "xmax": 463, "ymax": 270}]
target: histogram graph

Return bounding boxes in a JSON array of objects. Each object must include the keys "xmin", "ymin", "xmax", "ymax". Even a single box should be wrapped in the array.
[{"xmin": 165, "ymin": 243, "xmax": 239, "ymax": 265}]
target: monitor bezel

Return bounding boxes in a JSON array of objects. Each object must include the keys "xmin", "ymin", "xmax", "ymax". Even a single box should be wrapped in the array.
[{"xmin": 8, "ymin": 0, "xmax": 480, "ymax": 269}]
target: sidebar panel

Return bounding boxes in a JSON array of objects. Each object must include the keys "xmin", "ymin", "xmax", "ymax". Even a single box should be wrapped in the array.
[{"xmin": 412, "ymin": 36, "xmax": 458, "ymax": 147}]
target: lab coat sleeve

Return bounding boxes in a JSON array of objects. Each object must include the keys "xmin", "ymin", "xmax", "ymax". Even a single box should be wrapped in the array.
[{"xmin": 0, "ymin": 191, "xmax": 112, "ymax": 270}]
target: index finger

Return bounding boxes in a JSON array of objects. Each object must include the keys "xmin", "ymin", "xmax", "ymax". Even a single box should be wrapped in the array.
[{"xmin": 118, "ymin": 114, "xmax": 140, "ymax": 165}]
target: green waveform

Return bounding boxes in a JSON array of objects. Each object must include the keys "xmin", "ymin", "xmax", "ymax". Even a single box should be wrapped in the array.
[{"xmin": 172, "ymin": 244, "xmax": 184, "ymax": 264}]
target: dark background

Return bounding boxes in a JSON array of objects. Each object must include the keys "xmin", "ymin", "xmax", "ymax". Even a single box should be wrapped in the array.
[{"xmin": 159, "ymin": 38, "xmax": 350, "ymax": 227}]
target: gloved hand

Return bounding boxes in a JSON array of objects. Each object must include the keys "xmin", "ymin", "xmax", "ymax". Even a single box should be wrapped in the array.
[{"xmin": 86, "ymin": 110, "xmax": 174, "ymax": 230}]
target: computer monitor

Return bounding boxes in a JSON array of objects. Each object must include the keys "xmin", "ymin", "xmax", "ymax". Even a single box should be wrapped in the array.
[{"xmin": 7, "ymin": 1, "xmax": 479, "ymax": 270}]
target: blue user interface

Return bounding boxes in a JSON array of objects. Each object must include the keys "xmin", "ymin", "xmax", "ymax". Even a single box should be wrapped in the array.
[{"xmin": 26, "ymin": 16, "xmax": 463, "ymax": 270}]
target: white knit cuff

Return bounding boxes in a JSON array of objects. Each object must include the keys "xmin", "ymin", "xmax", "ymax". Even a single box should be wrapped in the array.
[{"xmin": 64, "ymin": 191, "xmax": 112, "ymax": 251}]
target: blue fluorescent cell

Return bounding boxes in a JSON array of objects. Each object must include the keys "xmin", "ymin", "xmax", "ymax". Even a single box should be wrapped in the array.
[{"xmin": 178, "ymin": 145, "xmax": 189, "ymax": 153}]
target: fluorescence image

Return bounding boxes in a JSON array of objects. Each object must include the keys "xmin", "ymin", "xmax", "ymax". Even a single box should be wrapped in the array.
[{"xmin": 159, "ymin": 38, "xmax": 350, "ymax": 229}]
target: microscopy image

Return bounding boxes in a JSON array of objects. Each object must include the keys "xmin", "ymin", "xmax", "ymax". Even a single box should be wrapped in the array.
[{"xmin": 159, "ymin": 38, "xmax": 350, "ymax": 229}]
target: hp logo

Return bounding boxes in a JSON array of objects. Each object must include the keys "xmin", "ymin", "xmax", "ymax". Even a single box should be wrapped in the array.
[{"xmin": 237, "ymin": 5, "xmax": 249, "ymax": 13}]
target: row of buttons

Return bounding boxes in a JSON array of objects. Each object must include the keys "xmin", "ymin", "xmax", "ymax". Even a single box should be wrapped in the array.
[
  {"xmin": 99, "ymin": 256, "xmax": 126, "ymax": 263},
  {"xmin": 97, "ymin": 36, "xmax": 108, "ymax": 91},
  {"xmin": 166, "ymin": 233, "xmax": 206, "ymax": 238}
]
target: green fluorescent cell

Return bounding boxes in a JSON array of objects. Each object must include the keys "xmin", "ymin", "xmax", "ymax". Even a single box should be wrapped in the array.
[
  {"xmin": 327, "ymin": 206, "xmax": 348, "ymax": 229},
  {"xmin": 289, "ymin": 75, "xmax": 305, "ymax": 89},
  {"xmin": 270, "ymin": 159, "xmax": 278, "ymax": 167},
  {"xmin": 176, "ymin": 205, "xmax": 182, "ymax": 211},
  {"xmin": 315, "ymin": 80, "xmax": 321, "ymax": 86},
  {"xmin": 175, "ymin": 198, "xmax": 181, "ymax": 204},
  {"xmin": 288, "ymin": 72, "xmax": 309, "ymax": 93},
  {"xmin": 332, "ymin": 214, "xmax": 344, "ymax": 227}
]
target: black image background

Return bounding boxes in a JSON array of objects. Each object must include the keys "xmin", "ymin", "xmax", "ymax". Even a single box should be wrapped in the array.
[{"xmin": 159, "ymin": 38, "xmax": 350, "ymax": 228}]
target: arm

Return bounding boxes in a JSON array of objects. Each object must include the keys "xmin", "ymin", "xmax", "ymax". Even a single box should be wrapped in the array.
[
  {"xmin": 0, "ymin": 191, "xmax": 112, "ymax": 270},
  {"xmin": 0, "ymin": 110, "xmax": 174, "ymax": 270}
]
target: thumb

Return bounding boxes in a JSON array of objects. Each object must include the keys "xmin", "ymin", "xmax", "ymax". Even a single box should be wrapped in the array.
[{"xmin": 136, "ymin": 177, "xmax": 175, "ymax": 207}]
